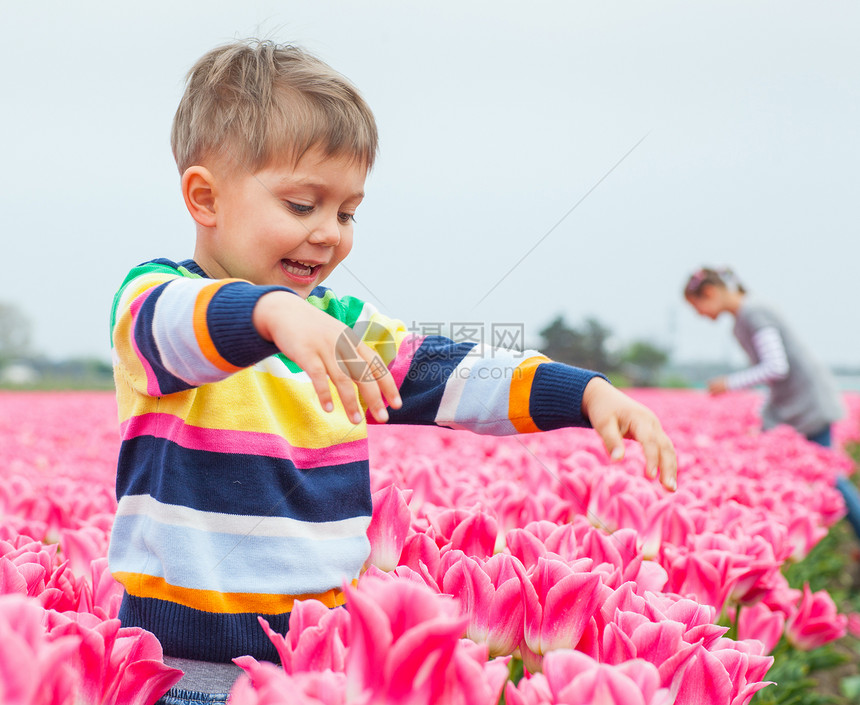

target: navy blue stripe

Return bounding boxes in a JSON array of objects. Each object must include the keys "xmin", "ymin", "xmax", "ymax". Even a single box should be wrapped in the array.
[
  {"xmin": 529, "ymin": 363, "xmax": 604, "ymax": 431},
  {"xmin": 134, "ymin": 282, "xmax": 195, "ymax": 394},
  {"xmin": 388, "ymin": 336, "xmax": 475, "ymax": 426},
  {"xmin": 207, "ymin": 282, "xmax": 290, "ymax": 368},
  {"xmin": 119, "ymin": 593, "xmax": 297, "ymax": 663},
  {"xmin": 116, "ymin": 436, "xmax": 372, "ymax": 522}
]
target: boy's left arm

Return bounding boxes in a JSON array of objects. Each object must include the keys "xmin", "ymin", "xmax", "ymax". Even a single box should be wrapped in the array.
[{"xmin": 359, "ymin": 317, "xmax": 676, "ymax": 491}]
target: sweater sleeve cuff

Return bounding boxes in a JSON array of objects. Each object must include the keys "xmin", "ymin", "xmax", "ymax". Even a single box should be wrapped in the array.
[
  {"xmin": 207, "ymin": 283, "xmax": 298, "ymax": 368},
  {"xmin": 529, "ymin": 362, "xmax": 609, "ymax": 430}
]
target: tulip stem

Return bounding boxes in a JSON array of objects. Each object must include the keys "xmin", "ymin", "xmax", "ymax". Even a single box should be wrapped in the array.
[
  {"xmin": 508, "ymin": 656, "xmax": 524, "ymax": 685},
  {"xmin": 724, "ymin": 604, "xmax": 740, "ymax": 641}
]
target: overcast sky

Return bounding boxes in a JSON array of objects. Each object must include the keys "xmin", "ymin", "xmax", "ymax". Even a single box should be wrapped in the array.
[{"xmin": 1, "ymin": 1, "xmax": 858, "ymax": 368}]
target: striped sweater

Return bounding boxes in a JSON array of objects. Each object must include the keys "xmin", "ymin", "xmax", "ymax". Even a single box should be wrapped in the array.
[{"xmin": 108, "ymin": 258, "xmax": 603, "ymax": 662}]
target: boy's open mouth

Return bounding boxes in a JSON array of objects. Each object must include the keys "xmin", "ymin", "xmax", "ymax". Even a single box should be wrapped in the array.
[{"xmin": 281, "ymin": 259, "xmax": 321, "ymax": 278}]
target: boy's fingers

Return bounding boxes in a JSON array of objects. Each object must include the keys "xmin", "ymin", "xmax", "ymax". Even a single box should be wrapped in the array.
[
  {"xmin": 325, "ymin": 362, "xmax": 364, "ymax": 424},
  {"xmin": 595, "ymin": 417, "xmax": 625, "ymax": 462},
  {"xmin": 356, "ymin": 345, "xmax": 402, "ymax": 410},
  {"xmin": 350, "ymin": 347, "xmax": 396, "ymax": 422},
  {"xmin": 379, "ymin": 372, "xmax": 402, "ymax": 410},
  {"xmin": 336, "ymin": 383, "xmax": 364, "ymax": 424},
  {"xmin": 353, "ymin": 362, "xmax": 389, "ymax": 423},
  {"xmin": 627, "ymin": 414, "xmax": 676, "ymax": 487},
  {"xmin": 356, "ymin": 380, "xmax": 388, "ymax": 423},
  {"xmin": 303, "ymin": 362, "xmax": 336, "ymax": 414},
  {"xmin": 641, "ymin": 439, "xmax": 659, "ymax": 480},
  {"xmin": 659, "ymin": 442, "xmax": 678, "ymax": 491}
]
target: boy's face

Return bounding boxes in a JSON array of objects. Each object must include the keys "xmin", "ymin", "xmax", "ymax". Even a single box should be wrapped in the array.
[{"xmin": 196, "ymin": 146, "xmax": 366, "ymax": 298}]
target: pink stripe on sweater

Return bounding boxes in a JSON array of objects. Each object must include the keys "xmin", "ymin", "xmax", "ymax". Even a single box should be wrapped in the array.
[
  {"xmin": 121, "ymin": 413, "xmax": 369, "ymax": 468},
  {"xmin": 390, "ymin": 334, "xmax": 425, "ymax": 388},
  {"xmin": 367, "ymin": 334, "xmax": 425, "ymax": 425}
]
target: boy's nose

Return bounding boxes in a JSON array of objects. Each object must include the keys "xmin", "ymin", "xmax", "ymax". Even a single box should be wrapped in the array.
[{"xmin": 308, "ymin": 217, "xmax": 341, "ymax": 246}]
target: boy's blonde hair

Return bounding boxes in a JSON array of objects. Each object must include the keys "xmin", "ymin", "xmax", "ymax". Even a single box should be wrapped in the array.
[{"xmin": 171, "ymin": 39, "xmax": 377, "ymax": 174}]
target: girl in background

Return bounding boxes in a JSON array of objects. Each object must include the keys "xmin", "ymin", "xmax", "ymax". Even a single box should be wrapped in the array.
[{"xmin": 684, "ymin": 266, "xmax": 860, "ymax": 538}]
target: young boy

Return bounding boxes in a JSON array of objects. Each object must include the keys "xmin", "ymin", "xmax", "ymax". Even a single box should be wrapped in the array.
[{"xmin": 108, "ymin": 39, "xmax": 677, "ymax": 702}]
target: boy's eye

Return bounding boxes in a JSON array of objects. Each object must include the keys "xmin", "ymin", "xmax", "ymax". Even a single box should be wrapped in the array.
[
  {"xmin": 286, "ymin": 201, "xmax": 314, "ymax": 215},
  {"xmin": 338, "ymin": 212, "xmax": 356, "ymax": 224}
]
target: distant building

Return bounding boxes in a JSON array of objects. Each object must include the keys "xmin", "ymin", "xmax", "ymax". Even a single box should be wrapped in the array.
[{"xmin": 0, "ymin": 362, "xmax": 39, "ymax": 385}]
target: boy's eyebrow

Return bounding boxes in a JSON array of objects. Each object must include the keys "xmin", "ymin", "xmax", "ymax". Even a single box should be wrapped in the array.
[{"xmin": 277, "ymin": 177, "xmax": 364, "ymax": 200}]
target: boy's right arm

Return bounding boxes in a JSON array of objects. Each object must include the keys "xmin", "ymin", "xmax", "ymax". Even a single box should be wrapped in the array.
[
  {"xmin": 113, "ymin": 268, "xmax": 400, "ymax": 424},
  {"xmin": 112, "ymin": 266, "xmax": 294, "ymax": 396}
]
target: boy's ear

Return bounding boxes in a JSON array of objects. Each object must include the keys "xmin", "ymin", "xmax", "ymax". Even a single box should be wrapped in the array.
[{"xmin": 181, "ymin": 166, "xmax": 217, "ymax": 228}]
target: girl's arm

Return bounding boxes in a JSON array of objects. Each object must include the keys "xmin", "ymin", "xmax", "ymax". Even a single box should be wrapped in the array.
[{"xmin": 724, "ymin": 326, "xmax": 789, "ymax": 390}]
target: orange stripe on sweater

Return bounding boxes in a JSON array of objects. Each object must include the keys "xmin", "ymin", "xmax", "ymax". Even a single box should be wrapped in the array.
[
  {"xmin": 192, "ymin": 283, "xmax": 243, "ymax": 374},
  {"xmin": 114, "ymin": 572, "xmax": 350, "ymax": 613},
  {"xmin": 508, "ymin": 355, "xmax": 550, "ymax": 434}
]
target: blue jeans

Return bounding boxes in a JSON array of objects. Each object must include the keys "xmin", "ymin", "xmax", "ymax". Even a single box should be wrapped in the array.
[
  {"xmin": 807, "ymin": 425, "xmax": 860, "ymax": 540},
  {"xmin": 836, "ymin": 475, "xmax": 860, "ymax": 540},
  {"xmin": 156, "ymin": 689, "xmax": 229, "ymax": 705},
  {"xmin": 806, "ymin": 426, "xmax": 832, "ymax": 447}
]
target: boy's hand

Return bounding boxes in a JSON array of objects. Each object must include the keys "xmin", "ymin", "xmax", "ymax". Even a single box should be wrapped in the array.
[
  {"xmin": 253, "ymin": 291, "xmax": 402, "ymax": 424},
  {"xmin": 581, "ymin": 377, "xmax": 677, "ymax": 492}
]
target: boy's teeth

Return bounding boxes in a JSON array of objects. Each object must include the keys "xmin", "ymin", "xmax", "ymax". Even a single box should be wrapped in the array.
[{"xmin": 284, "ymin": 260, "xmax": 314, "ymax": 276}]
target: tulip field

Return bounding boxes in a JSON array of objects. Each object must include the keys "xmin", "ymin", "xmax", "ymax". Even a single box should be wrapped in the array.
[{"xmin": 2, "ymin": 389, "xmax": 860, "ymax": 705}]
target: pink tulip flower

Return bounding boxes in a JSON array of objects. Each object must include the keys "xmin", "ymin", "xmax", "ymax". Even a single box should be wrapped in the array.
[
  {"xmin": 785, "ymin": 583, "xmax": 848, "ymax": 650},
  {"xmin": 75, "ymin": 557, "xmax": 124, "ymax": 620},
  {"xmin": 429, "ymin": 508, "xmax": 499, "ymax": 559},
  {"xmin": 503, "ymin": 674, "xmax": 553, "ymax": 705},
  {"xmin": 785, "ymin": 514, "xmax": 828, "ymax": 562},
  {"xmin": 59, "ymin": 524, "xmax": 111, "ymax": 578},
  {"xmin": 504, "ymin": 527, "xmax": 550, "ymax": 569},
  {"xmin": 670, "ymin": 642, "xmax": 773, "ymax": 705},
  {"xmin": 522, "ymin": 557, "xmax": 607, "ymax": 672},
  {"xmin": 688, "ymin": 532, "xmax": 783, "ymax": 606},
  {"xmin": 603, "ymin": 615, "xmax": 690, "ymax": 668},
  {"xmin": 363, "ymin": 563, "xmax": 442, "ymax": 592},
  {"xmin": 541, "ymin": 649, "xmax": 673, "ymax": 705},
  {"xmin": 0, "ymin": 537, "xmax": 57, "ymax": 598},
  {"xmin": 253, "ymin": 599, "xmax": 350, "ymax": 674},
  {"xmin": 364, "ymin": 485, "xmax": 413, "ymax": 572},
  {"xmin": 663, "ymin": 550, "xmax": 733, "ymax": 613},
  {"xmin": 488, "ymin": 480, "xmax": 541, "ymax": 535},
  {"xmin": 0, "ymin": 594, "xmax": 80, "ymax": 705},
  {"xmin": 848, "ymin": 612, "xmax": 860, "ymax": 639},
  {"xmin": 441, "ymin": 552, "xmax": 526, "ymax": 657},
  {"xmin": 398, "ymin": 531, "xmax": 443, "ymax": 586},
  {"xmin": 43, "ymin": 561, "xmax": 90, "ymax": 615},
  {"xmin": 231, "ymin": 660, "xmax": 357, "ymax": 705},
  {"xmin": 344, "ymin": 575, "xmax": 506, "ymax": 705},
  {"xmin": 44, "ymin": 609, "xmax": 183, "ymax": 705},
  {"xmin": 586, "ymin": 470, "xmax": 641, "ymax": 535},
  {"xmin": 736, "ymin": 602, "xmax": 786, "ymax": 654},
  {"xmin": 505, "ymin": 520, "xmax": 580, "ymax": 569}
]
